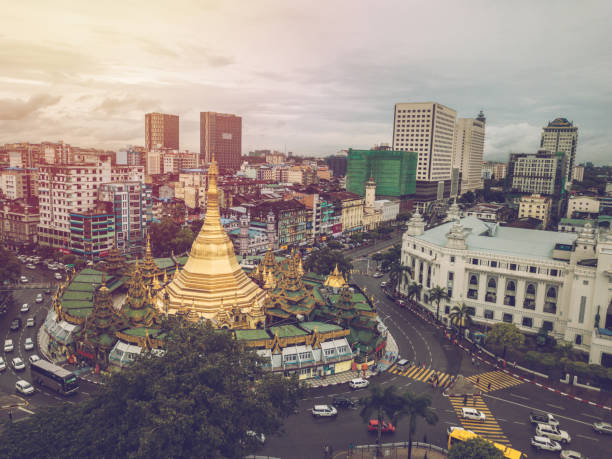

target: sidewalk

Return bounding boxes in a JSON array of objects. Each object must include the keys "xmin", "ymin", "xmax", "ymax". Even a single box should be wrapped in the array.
[{"xmin": 335, "ymin": 444, "xmax": 447, "ymax": 458}]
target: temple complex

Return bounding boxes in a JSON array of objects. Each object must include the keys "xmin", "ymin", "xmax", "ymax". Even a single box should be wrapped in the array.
[{"xmin": 156, "ymin": 157, "xmax": 266, "ymax": 329}]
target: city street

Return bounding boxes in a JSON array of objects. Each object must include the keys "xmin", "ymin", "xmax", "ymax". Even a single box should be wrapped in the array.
[
  {"xmin": 0, "ymin": 262, "xmax": 98, "ymax": 424},
  {"xmin": 259, "ymin": 237, "xmax": 612, "ymax": 459}
]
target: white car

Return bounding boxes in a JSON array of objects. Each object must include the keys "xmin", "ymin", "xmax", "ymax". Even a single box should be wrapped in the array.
[
  {"xmin": 15, "ymin": 379, "xmax": 35, "ymax": 395},
  {"xmin": 26, "ymin": 264, "xmax": 36, "ymax": 270},
  {"xmin": 4, "ymin": 339, "xmax": 14, "ymax": 352},
  {"xmin": 536, "ymin": 423, "xmax": 571, "ymax": 444},
  {"xmin": 246, "ymin": 430, "xmax": 266, "ymax": 444},
  {"xmin": 396, "ymin": 359, "xmax": 410, "ymax": 367},
  {"xmin": 446, "ymin": 426, "xmax": 475, "ymax": 436},
  {"xmin": 531, "ymin": 435, "xmax": 561, "ymax": 452},
  {"xmin": 560, "ymin": 450, "xmax": 588, "ymax": 459},
  {"xmin": 20, "ymin": 276, "xmax": 28, "ymax": 283},
  {"xmin": 12, "ymin": 357, "xmax": 26, "ymax": 371},
  {"xmin": 461, "ymin": 407, "xmax": 486, "ymax": 422},
  {"xmin": 20, "ymin": 303, "xmax": 30, "ymax": 313},
  {"xmin": 380, "ymin": 281, "xmax": 388, "ymax": 287},
  {"xmin": 35, "ymin": 295, "xmax": 43, "ymax": 303},
  {"xmin": 24, "ymin": 337, "xmax": 34, "ymax": 351},
  {"xmin": 54, "ymin": 272, "xmax": 63, "ymax": 280},
  {"xmin": 593, "ymin": 421, "xmax": 612, "ymax": 434},
  {"xmin": 0, "ymin": 356, "xmax": 6, "ymax": 371},
  {"xmin": 349, "ymin": 378, "xmax": 370, "ymax": 390},
  {"xmin": 311, "ymin": 405, "xmax": 338, "ymax": 417},
  {"xmin": 29, "ymin": 354, "xmax": 41, "ymax": 365},
  {"xmin": 26, "ymin": 317, "xmax": 35, "ymax": 327}
]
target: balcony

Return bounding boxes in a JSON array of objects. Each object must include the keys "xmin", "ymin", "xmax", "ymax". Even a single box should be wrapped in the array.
[{"xmin": 523, "ymin": 299, "xmax": 536, "ymax": 310}]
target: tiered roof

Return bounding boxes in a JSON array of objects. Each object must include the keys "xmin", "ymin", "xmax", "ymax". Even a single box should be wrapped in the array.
[
  {"xmin": 121, "ymin": 262, "xmax": 160, "ymax": 328},
  {"xmin": 140, "ymin": 234, "xmax": 162, "ymax": 289}
]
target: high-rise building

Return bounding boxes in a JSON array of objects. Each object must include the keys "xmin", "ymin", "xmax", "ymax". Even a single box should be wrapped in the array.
[
  {"xmin": 452, "ymin": 112, "xmax": 486, "ymax": 193},
  {"xmin": 199, "ymin": 112, "xmax": 242, "ymax": 173},
  {"xmin": 346, "ymin": 149, "xmax": 417, "ymax": 197},
  {"xmin": 540, "ymin": 118, "xmax": 578, "ymax": 181},
  {"xmin": 145, "ymin": 113, "xmax": 179, "ymax": 151},
  {"xmin": 392, "ymin": 102, "xmax": 457, "ymax": 182},
  {"xmin": 506, "ymin": 151, "xmax": 567, "ymax": 196}
]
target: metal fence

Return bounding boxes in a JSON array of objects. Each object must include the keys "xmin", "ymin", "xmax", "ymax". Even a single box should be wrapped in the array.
[{"xmin": 348, "ymin": 441, "xmax": 448, "ymax": 458}]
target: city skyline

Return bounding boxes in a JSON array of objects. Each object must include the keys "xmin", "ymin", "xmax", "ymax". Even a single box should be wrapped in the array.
[{"xmin": 1, "ymin": 1, "xmax": 611, "ymax": 164}]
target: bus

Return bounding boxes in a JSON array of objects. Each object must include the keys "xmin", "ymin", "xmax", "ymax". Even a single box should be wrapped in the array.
[
  {"xmin": 30, "ymin": 360, "xmax": 79, "ymax": 395},
  {"xmin": 448, "ymin": 429, "xmax": 526, "ymax": 459}
]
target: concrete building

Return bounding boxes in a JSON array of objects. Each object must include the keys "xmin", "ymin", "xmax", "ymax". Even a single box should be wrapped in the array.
[
  {"xmin": 69, "ymin": 203, "xmax": 115, "ymax": 259},
  {"xmin": 374, "ymin": 199, "xmax": 400, "ymax": 222},
  {"xmin": 393, "ymin": 102, "xmax": 456, "ymax": 182},
  {"xmin": 452, "ymin": 112, "xmax": 486, "ymax": 193},
  {"xmin": 540, "ymin": 118, "xmax": 578, "ymax": 182},
  {"xmin": 400, "ymin": 213, "xmax": 612, "ymax": 366},
  {"xmin": 200, "ymin": 112, "xmax": 242, "ymax": 173},
  {"xmin": 567, "ymin": 195, "xmax": 600, "ymax": 219},
  {"xmin": 482, "ymin": 162, "xmax": 508, "ymax": 181},
  {"xmin": 146, "ymin": 152, "xmax": 163, "ymax": 176},
  {"xmin": 572, "ymin": 165, "xmax": 585, "ymax": 182},
  {"xmin": 145, "ymin": 113, "xmax": 179, "ymax": 151},
  {"xmin": 98, "ymin": 182, "xmax": 152, "ymax": 253},
  {"xmin": 324, "ymin": 191, "xmax": 364, "ymax": 234},
  {"xmin": 362, "ymin": 177, "xmax": 383, "ymax": 230},
  {"xmin": 463, "ymin": 203, "xmax": 509, "ymax": 223},
  {"xmin": 518, "ymin": 194, "xmax": 552, "ymax": 228},
  {"xmin": 346, "ymin": 149, "xmax": 417, "ymax": 197},
  {"xmin": 0, "ymin": 168, "xmax": 37, "ymax": 200},
  {"xmin": 506, "ymin": 151, "xmax": 567, "ymax": 196},
  {"xmin": 0, "ymin": 200, "xmax": 39, "ymax": 250}
]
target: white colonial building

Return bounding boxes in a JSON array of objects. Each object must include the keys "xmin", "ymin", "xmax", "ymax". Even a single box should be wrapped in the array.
[{"xmin": 400, "ymin": 204, "xmax": 612, "ymax": 366}]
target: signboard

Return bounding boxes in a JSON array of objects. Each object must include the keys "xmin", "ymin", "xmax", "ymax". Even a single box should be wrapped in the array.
[
  {"xmin": 332, "ymin": 223, "xmax": 342, "ymax": 234},
  {"xmin": 222, "ymin": 133, "xmax": 233, "ymax": 140}
]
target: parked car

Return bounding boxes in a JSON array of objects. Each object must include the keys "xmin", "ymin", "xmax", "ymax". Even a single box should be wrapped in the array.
[
  {"xmin": 536, "ymin": 423, "xmax": 571, "ymax": 444},
  {"xmin": 54, "ymin": 272, "xmax": 63, "ymax": 280},
  {"xmin": 529, "ymin": 412, "xmax": 559, "ymax": 427},
  {"xmin": 531, "ymin": 435, "xmax": 562, "ymax": 452},
  {"xmin": 12, "ymin": 357, "xmax": 26, "ymax": 371},
  {"xmin": 26, "ymin": 264, "xmax": 36, "ymax": 270},
  {"xmin": 380, "ymin": 281, "xmax": 388, "ymax": 287},
  {"xmin": 10, "ymin": 318, "xmax": 21, "ymax": 331},
  {"xmin": 349, "ymin": 378, "xmax": 370, "ymax": 390},
  {"xmin": 311, "ymin": 404, "xmax": 338, "ymax": 417},
  {"xmin": 0, "ymin": 357, "xmax": 6, "ymax": 371},
  {"xmin": 461, "ymin": 407, "xmax": 486, "ymax": 422},
  {"xmin": 592, "ymin": 421, "xmax": 612, "ymax": 434},
  {"xmin": 245, "ymin": 431, "xmax": 266, "ymax": 444},
  {"xmin": 560, "ymin": 450, "xmax": 589, "ymax": 459},
  {"xmin": 367, "ymin": 419, "xmax": 395, "ymax": 433},
  {"xmin": 332, "ymin": 397, "xmax": 356, "ymax": 408},
  {"xmin": 24, "ymin": 337, "xmax": 34, "ymax": 351},
  {"xmin": 396, "ymin": 358, "xmax": 410, "ymax": 367},
  {"xmin": 15, "ymin": 379, "xmax": 35, "ymax": 396},
  {"xmin": 20, "ymin": 303, "xmax": 30, "ymax": 313},
  {"xmin": 20, "ymin": 276, "xmax": 28, "ymax": 283},
  {"xmin": 4, "ymin": 339, "xmax": 14, "ymax": 352},
  {"xmin": 28, "ymin": 354, "xmax": 41, "ymax": 365},
  {"xmin": 26, "ymin": 317, "xmax": 35, "ymax": 327}
]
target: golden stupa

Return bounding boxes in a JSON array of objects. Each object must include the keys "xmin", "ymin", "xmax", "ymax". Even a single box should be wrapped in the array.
[
  {"xmin": 156, "ymin": 156, "xmax": 266, "ymax": 329},
  {"xmin": 323, "ymin": 264, "xmax": 347, "ymax": 289}
]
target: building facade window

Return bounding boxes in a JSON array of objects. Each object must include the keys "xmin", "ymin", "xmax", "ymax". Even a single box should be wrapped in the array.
[
  {"xmin": 522, "ymin": 317, "xmax": 533, "ymax": 328},
  {"xmin": 524, "ymin": 283, "xmax": 536, "ymax": 310},
  {"xmin": 578, "ymin": 296, "xmax": 586, "ymax": 324},
  {"xmin": 503, "ymin": 313, "xmax": 513, "ymax": 323},
  {"xmin": 484, "ymin": 309, "xmax": 494, "ymax": 320},
  {"xmin": 542, "ymin": 321, "xmax": 553, "ymax": 332},
  {"xmin": 486, "ymin": 276, "xmax": 497, "ymax": 303},
  {"xmin": 544, "ymin": 286, "xmax": 557, "ymax": 314}
]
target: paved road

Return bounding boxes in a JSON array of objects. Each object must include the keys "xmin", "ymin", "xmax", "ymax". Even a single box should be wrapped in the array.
[
  {"xmin": 0, "ymin": 262, "xmax": 98, "ymax": 423},
  {"xmin": 259, "ymin": 239, "xmax": 612, "ymax": 458}
]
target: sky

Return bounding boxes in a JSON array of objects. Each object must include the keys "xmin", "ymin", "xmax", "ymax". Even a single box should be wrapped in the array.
[{"xmin": 1, "ymin": 1, "xmax": 611, "ymax": 163}]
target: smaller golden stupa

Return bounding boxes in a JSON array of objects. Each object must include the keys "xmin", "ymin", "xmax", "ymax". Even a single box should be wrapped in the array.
[{"xmin": 323, "ymin": 264, "xmax": 347, "ymax": 289}]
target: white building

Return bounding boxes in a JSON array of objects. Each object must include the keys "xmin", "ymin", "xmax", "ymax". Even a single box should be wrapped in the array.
[
  {"xmin": 401, "ymin": 210, "xmax": 612, "ymax": 366},
  {"xmin": 572, "ymin": 165, "xmax": 585, "ymax": 182},
  {"xmin": 518, "ymin": 194, "xmax": 552, "ymax": 228},
  {"xmin": 540, "ymin": 118, "xmax": 578, "ymax": 182},
  {"xmin": 374, "ymin": 199, "xmax": 400, "ymax": 222},
  {"xmin": 146, "ymin": 151, "xmax": 162, "ymax": 176},
  {"xmin": 453, "ymin": 113, "xmax": 485, "ymax": 193},
  {"xmin": 567, "ymin": 195, "xmax": 600, "ymax": 218},
  {"xmin": 393, "ymin": 102, "xmax": 457, "ymax": 182},
  {"xmin": 507, "ymin": 151, "xmax": 567, "ymax": 196}
]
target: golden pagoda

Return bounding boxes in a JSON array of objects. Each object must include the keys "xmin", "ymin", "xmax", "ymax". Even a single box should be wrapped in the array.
[
  {"xmin": 156, "ymin": 156, "xmax": 266, "ymax": 329},
  {"xmin": 324, "ymin": 264, "xmax": 347, "ymax": 290},
  {"xmin": 140, "ymin": 233, "xmax": 161, "ymax": 288}
]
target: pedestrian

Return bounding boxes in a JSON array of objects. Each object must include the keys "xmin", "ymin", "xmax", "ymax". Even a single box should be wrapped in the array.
[
  {"xmin": 476, "ymin": 377, "xmax": 480, "ymax": 386},
  {"xmin": 8, "ymin": 410, "xmax": 12, "ymax": 422},
  {"xmin": 487, "ymin": 382, "xmax": 491, "ymax": 391},
  {"xmin": 463, "ymin": 395, "xmax": 468, "ymax": 405},
  {"xmin": 323, "ymin": 445, "xmax": 329, "ymax": 458}
]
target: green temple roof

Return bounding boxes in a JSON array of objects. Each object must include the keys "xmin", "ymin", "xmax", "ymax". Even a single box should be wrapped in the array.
[
  {"xmin": 300, "ymin": 321, "xmax": 343, "ymax": 333},
  {"xmin": 235, "ymin": 329, "xmax": 271, "ymax": 341},
  {"xmin": 269, "ymin": 324, "xmax": 308, "ymax": 338}
]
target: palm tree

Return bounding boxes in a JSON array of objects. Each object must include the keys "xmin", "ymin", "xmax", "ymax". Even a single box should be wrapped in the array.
[
  {"xmin": 360, "ymin": 385, "xmax": 402, "ymax": 456},
  {"xmin": 448, "ymin": 304, "xmax": 474, "ymax": 339},
  {"xmin": 429, "ymin": 286, "xmax": 449, "ymax": 322},
  {"xmin": 406, "ymin": 282, "xmax": 422, "ymax": 304},
  {"xmin": 388, "ymin": 262, "xmax": 412, "ymax": 295},
  {"xmin": 397, "ymin": 391, "xmax": 438, "ymax": 459}
]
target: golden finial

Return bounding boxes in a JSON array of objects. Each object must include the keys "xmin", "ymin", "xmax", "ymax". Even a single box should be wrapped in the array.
[
  {"xmin": 146, "ymin": 233, "xmax": 152, "ymax": 257},
  {"xmin": 163, "ymin": 269, "xmax": 168, "ymax": 284}
]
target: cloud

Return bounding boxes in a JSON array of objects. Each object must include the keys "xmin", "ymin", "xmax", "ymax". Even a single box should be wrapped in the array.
[
  {"xmin": 96, "ymin": 96, "xmax": 161, "ymax": 115},
  {"xmin": 0, "ymin": 94, "xmax": 61, "ymax": 120}
]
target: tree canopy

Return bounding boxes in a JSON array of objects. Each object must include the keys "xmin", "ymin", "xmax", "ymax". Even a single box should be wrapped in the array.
[
  {"xmin": 149, "ymin": 217, "xmax": 196, "ymax": 257},
  {"xmin": 448, "ymin": 437, "xmax": 504, "ymax": 459},
  {"xmin": 0, "ymin": 245, "xmax": 21, "ymax": 284},
  {"xmin": 0, "ymin": 319, "xmax": 303, "ymax": 459},
  {"xmin": 486, "ymin": 322, "xmax": 525, "ymax": 357},
  {"xmin": 304, "ymin": 247, "xmax": 353, "ymax": 277}
]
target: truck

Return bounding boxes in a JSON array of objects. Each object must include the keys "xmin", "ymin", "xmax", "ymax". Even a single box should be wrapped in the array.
[{"xmin": 529, "ymin": 412, "xmax": 559, "ymax": 427}]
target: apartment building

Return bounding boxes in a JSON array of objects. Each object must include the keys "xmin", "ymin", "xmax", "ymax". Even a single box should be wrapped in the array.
[
  {"xmin": 0, "ymin": 168, "xmax": 37, "ymax": 200},
  {"xmin": 567, "ymin": 195, "xmax": 600, "ymax": 218},
  {"xmin": 0, "ymin": 200, "xmax": 39, "ymax": 250},
  {"xmin": 518, "ymin": 194, "xmax": 552, "ymax": 228},
  {"xmin": 145, "ymin": 113, "xmax": 179, "ymax": 151},
  {"xmin": 506, "ymin": 151, "xmax": 567, "ymax": 196},
  {"xmin": 69, "ymin": 202, "xmax": 115, "ymax": 259}
]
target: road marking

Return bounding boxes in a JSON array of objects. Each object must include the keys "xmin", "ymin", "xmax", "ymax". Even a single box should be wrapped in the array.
[
  {"xmin": 513, "ymin": 421, "xmax": 526, "ymax": 425},
  {"xmin": 546, "ymin": 403, "xmax": 565, "ymax": 410},
  {"xmin": 509, "ymin": 394, "xmax": 529, "ymax": 400},
  {"xmin": 577, "ymin": 434, "xmax": 599, "ymax": 441},
  {"xmin": 17, "ymin": 406, "xmax": 34, "ymax": 414},
  {"xmin": 581, "ymin": 413, "xmax": 601, "ymax": 419}
]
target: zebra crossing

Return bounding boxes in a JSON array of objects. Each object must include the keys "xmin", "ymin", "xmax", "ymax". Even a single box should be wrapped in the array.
[
  {"xmin": 389, "ymin": 364, "xmax": 453, "ymax": 388},
  {"xmin": 448, "ymin": 395, "xmax": 511, "ymax": 446},
  {"xmin": 466, "ymin": 370, "xmax": 524, "ymax": 393}
]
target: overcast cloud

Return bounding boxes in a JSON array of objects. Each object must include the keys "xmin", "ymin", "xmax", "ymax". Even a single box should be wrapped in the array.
[{"xmin": 1, "ymin": 1, "xmax": 611, "ymax": 163}]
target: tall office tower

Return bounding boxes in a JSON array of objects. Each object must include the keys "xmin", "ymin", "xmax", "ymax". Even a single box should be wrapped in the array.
[
  {"xmin": 145, "ymin": 113, "xmax": 179, "ymax": 151},
  {"xmin": 540, "ymin": 118, "xmax": 578, "ymax": 182},
  {"xmin": 199, "ymin": 112, "xmax": 242, "ymax": 173},
  {"xmin": 452, "ymin": 111, "xmax": 486, "ymax": 193},
  {"xmin": 506, "ymin": 151, "xmax": 567, "ymax": 196},
  {"xmin": 392, "ymin": 102, "xmax": 457, "ymax": 182}
]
